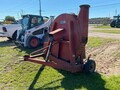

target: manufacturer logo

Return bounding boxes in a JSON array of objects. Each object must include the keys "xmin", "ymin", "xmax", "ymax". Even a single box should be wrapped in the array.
[{"xmin": 60, "ymin": 20, "xmax": 66, "ymax": 24}]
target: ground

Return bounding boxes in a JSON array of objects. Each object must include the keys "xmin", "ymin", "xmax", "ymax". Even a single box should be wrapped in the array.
[
  {"xmin": 89, "ymin": 25, "xmax": 120, "ymax": 39},
  {"xmin": 0, "ymin": 25, "xmax": 120, "ymax": 89},
  {"xmin": 87, "ymin": 41, "xmax": 120, "ymax": 76},
  {"xmin": 0, "ymin": 35, "xmax": 120, "ymax": 76},
  {"xmin": 89, "ymin": 32, "xmax": 120, "ymax": 39},
  {"xmin": 88, "ymin": 25, "xmax": 120, "ymax": 75}
]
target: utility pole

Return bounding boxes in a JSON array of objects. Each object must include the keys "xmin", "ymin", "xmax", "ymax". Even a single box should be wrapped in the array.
[{"xmin": 39, "ymin": 0, "xmax": 41, "ymax": 16}]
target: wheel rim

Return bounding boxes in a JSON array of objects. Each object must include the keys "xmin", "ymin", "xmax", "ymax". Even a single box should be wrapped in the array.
[{"xmin": 30, "ymin": 38, "xmax": 38, "ymax": 47}]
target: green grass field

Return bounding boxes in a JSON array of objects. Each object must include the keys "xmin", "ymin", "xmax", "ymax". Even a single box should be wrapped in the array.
[
  {"xmin": 92, "ymin": 30, "xmax": 120, "ymax": 34},
  {"xmin": 0, "ymin": 38, "xmax": 120, "ymax": 90},
  {"xmin": 87, "ymin": 37, "xmax": 117, "ymax": 48},
  {"xmin": 94, "ymin": 25, "xmax": 111, "ymax": 29}
]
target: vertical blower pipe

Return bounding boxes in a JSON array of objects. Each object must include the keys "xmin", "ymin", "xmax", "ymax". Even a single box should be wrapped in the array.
[
  {"xmin": 78, "ymin": 4, "xmax": 90, "ymax": 44},
  {"xmin": 77, "ymin": 5, "xmax": 90, "ymax": 60}
]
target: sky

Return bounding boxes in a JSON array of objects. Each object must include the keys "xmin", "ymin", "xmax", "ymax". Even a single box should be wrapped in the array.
[{"xmin": 0, "ymin": 0, "xmax": 120, "ymax": 20}]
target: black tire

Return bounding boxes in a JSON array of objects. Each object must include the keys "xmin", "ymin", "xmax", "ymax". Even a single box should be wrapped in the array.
[
  {"xmin": 42, "ymin": 33, "xmax": 49, "ymax": 42},
  {"xmin": 116, "ymin": 22, "xmax": 120, "ymax": 28},
  {"xmin": 110, "ymin": 21, "xmax": 116, "ymax": 27},
  {"xmin": 84, "ymin": 60, "xmax": 96, "ymax": 73},
  {"xmin": 7, "ymin": 37, "xmax": 12, "ymax": 40},
  {"xmin": 26, "ymin": 36, "xmax": 40, "ymax": 48},
  {"xmin": 12, "ymin": 31, "xmax": 17, "ymax": 40}
]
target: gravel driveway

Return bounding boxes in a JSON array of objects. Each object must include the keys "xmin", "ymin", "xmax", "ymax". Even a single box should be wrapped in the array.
[
  {"xmin": 88, "ymin": 25, "xmax": 120, "ymax": 40},
  {"xmin": 89, "ymin": 32, "xmax": 120, "ymax": 40}
]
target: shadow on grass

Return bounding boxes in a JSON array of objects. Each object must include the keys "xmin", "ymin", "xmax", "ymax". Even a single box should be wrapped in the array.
[
  {"xmin": 0, "ymin": 40, "xmax": 15, "ymax": 47},
  {"xmin": 12, "ymin": 43, "xmax": 43, "ymax": 54},
  {"xmin": 0, "ymin": 39, "xmax": 108, "ymax": 90},
  {"xmin": 28, "ymin": 68, "xmax": 108, "ymax": 90},
  {"xmin": 0, "ymin": 38, "xmax": 42, "ymax": 54},
  {"xmin": 28, "ymin": 65, "xmax": 45, "ymax": 90},
  {"xmin": 15, "ymin": 46, "xmax": 42, "ymax": 54}
]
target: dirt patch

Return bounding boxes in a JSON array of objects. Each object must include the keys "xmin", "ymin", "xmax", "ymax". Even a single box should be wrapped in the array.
[
  {"xmin": 0, "ymin": 37, "xmax": 8, "ymax": 41},
  {"xmin": 88, "ymin": 26, "xmax": 120, "ymax": 40},
  {"xmin": 86, "ymin": 42, "xmax": 120, "ymax": 76},
  {"xmin": 89, "ymin": 32, "xmax": 120, "ymax": 40}
]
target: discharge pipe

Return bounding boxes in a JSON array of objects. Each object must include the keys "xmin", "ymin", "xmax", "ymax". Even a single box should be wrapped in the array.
[{"xmin": 78, "ymin": 4, "xmax": 90, "ymax": 44}]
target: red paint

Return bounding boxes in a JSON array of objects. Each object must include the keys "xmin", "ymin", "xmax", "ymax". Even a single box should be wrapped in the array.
[
  {"xmin": 24, "ymin": 5, "xmax": 90, "ymax": 73},
  {"xmin": 31, "ymin": 38, "xmax": 38, "ymax": 47}
]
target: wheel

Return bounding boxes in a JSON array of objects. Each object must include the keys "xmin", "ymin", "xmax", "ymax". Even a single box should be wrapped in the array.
[
  {"xmin": 42, "ymin": 33, "xmax": 49, "ymax": 42},
  {"xmin": 12, "ymin": 31, "xmax": 17, "ymax": 40},
  {"xmin": 116, "ymin": 22, "xmax": 120, "ymax": 28},
  {"xmin": 7, "ymin": 37, "xmax": 12, "ymax": 40},
  {"xmin": 83, "ymin": 60, "xmax": 96, "ymax": 73},
  {"xmin": 26, "ymin": 36, "xmax": 40, "ymax": 48},
  {"xmin": 110, "ymin": 21, "xmax": 115, "ymax": 27}
]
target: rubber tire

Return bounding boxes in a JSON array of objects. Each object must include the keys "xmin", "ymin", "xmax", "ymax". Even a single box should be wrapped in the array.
[
  {"xmin": 26, "ymin": 36, "xmax": 40, "ymax": 48},
  {"xmin": 7, "ymin": 37, "xmax": 12, "ymax": 40},
  {"xmin": 84, "ymin": 60, "xmax": 96, "ymax": 74},
  {"xmin": 116, "ymin": 23, "xmax": 120, "ymax": 28},
  {"xmin": 12, "ymin": 31, "xmax": 17, "ymax": 40},
  {"xmin": 110, "ymin": 22, "xmax": 115, "ymax": 27},
  {"xmin": 42, "ymin": 33, "xmax": 49, "ymax": 42}
]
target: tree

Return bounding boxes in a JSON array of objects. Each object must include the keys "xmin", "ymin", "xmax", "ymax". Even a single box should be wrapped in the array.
[
  {"xmin": 5, "ymin": 16, "xmax": 15, "ymax": 21},
  {"xmin": 4, "ymin": 16, "xmax": 16, "ymax": 24}
]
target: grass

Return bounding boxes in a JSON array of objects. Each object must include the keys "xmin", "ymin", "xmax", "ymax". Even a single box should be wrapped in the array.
[
  {"xmin": 87, "ymin": 37, "xmax": 117, "ymax": 48},
  {"xmin": 92, "ymin": 30, "xmax": 120, "ymax": 34},
  {"xmin": 0, "ymin": 38, "xmax": 120, "ymax": 90},
  {"xmin": 94, "ymin": 25, "xmax": 111, "ymax": 29}
]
